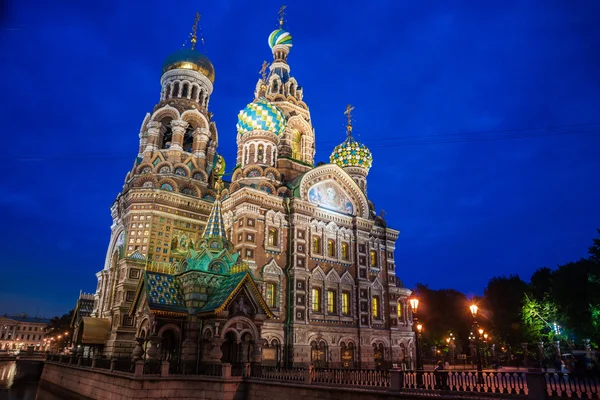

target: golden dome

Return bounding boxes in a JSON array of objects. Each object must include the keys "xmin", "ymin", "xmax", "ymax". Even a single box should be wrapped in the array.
[{"xmin": 162, "ymin": 49, "xmax": 215, "ymax": 83}]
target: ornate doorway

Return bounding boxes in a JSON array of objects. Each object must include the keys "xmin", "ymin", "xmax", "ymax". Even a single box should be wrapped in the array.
[
  {"xmin": 341, "ymin": 342, "xmax": 355, "ymax": 368},
  {"xmin": 160, "ymin": 329, "xmax": 180, "ymax": 362},
  {"xmin": 221, "ymin": 331, "xmax": 238, "ymax": 364},
  {"xmin": 311, "ymin": 340, "xmax": 328, "ymax": 368}
]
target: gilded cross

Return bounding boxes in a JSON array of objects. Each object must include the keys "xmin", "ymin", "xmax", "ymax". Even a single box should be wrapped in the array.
[
  {"xmin": 190, "ymin": 12, "xmax": 201, "ymax": 50},
  {"xmin": 278, "ymin": 5, "xmax": 286, "ymax": 28},
  {"xmin": 344, "ymin": 104, "xmax": 354, "ymax": 133},
  {"xmin": 259, "ymin": 60, "xmax": 270, "ymax": 81}
]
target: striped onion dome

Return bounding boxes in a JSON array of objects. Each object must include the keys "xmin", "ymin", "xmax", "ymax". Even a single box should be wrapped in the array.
[{"xmin": 268, "ymin": 29, "xmax": 293, "ymax": 49}]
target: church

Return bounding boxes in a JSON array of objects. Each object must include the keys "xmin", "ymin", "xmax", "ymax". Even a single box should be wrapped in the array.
[{"xmin": 74, "ymin": 11, "xmax": 415, "ymax": 369}]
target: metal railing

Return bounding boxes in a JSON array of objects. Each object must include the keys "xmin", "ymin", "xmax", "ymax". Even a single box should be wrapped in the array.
[
  {"xmin": 312, "ymin": 368, "xmax": 391, "ymax": 388},
  {"xmin": 546, "ymin": 372, "xmax": 600, "ymax": 399},
  {"xmin": 251, "ymin": 365, "xmax": 305, "ymax": 382}
]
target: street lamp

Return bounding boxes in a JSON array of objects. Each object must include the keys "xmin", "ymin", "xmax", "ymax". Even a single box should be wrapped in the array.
[
  {"xmin": 470, "ymin": 304, "xmax": 484, "ymax": 378},
  {"xmin": 410, "ymin": 297, "xmax": 424, "ymax": 387}
]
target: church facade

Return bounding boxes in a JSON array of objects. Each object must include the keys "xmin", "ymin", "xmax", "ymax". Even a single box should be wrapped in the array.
[{"xmin": 82, "ymin": 14, "xmax": 415, "ymax": 369}]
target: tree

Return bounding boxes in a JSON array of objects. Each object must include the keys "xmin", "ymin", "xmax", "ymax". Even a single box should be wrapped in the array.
[{"xmin": 483, "ymin": 275, "xmax": 527, "ymax": 348}]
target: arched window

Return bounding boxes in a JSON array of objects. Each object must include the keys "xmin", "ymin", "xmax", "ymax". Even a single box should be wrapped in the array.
[
  {"xmin": 341, "ymin": 243, "xmax": 349, "ymax": 260},
  {"xmin": 370, "ymin": 250, "xmax": 377, "ymax": 267},
  {"xmin": 327, "ymin": 240, "xmax": 335, "ymax": 257},
  {"xmin": 291, "ymin": 130, "xmax": 302, "ymax": 160},
  {"xmin": 268, "ymin": 228, "xmax": 278, "ymax": 247},
  {"xmin": 312, "ymin": 236, "xmax": 321, "ymax": 254},
  {"xmin": 161, "ymin": 122, "xmax": 173, "ymax": 149},
  {"xmin": 372, "ymin": 296, "xmax": 380, "ymax": 318},
  {"xmin": 258, "ymin": 144, "xmax": 264, "ymax": 162},
  {"xmin": 183, "ymin": 125, "xmax": 194, "ymax": 152},
  {"xmin": 327, "ymin": 289, "xmax": 336, "ymax": 314},
  {"xmin": 397, "ymin": 302, "xmax": 403, "ymax": 319},
  {"xmin": 311, "ymin": 288, "xmax": 321, "ymax": 312},
  {"xmin": 342, "ymin": 292, "xmax": 350, "ymax": 315},
  {"xmin": 173, "ymin": 82, "xmax": 180, "ymax": 97},
  {"xmin": 266, "ymin": 282, "xmax": 276, "ymax": 308},
  {"xmin": 181, "ymin": 83, "xmax": 189, "ymax": 98}
]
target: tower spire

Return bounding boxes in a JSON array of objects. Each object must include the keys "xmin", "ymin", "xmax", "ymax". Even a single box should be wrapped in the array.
[
  {"xmin": 202, "ymin": 177, "xmax": 227, "ymax": 239},
  {"xmin": 344, "ymin": 104, "xmax": 355, "ymax": 137},
  {"xmin": 190, "ymin": 12, "xmax": 201, "ymax": 51},
  {"xmin": 278, "ymin": 5, "xmax": 286, "ymax": 28}
]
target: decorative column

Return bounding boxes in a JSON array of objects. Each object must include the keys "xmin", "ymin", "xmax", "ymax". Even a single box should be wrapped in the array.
[
  {"xmin": 169, "ymin": 120, "xmax": 188, "ymax": 154},
  {"xmin": 144, "ymin": 121, "xmax": 162, "ymax": 157},
  {"xmin": 193, "ymin": 128, "xmax": 210, "ymax": 163},
  {"xmin": 207, "ymin": 338, "xmax": 224, "ymax": 363}
]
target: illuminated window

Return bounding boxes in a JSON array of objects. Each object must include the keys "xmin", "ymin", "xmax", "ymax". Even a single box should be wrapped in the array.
[
  {"xmin": 266, "ymin": 283, "xmax": 276, "ymax": 308},
  {"xmin": 268, "ymin": 228, "xmax": 278, "ymax": 247},
  {"xmin": 312, "ymin": 237, "xmax": 321, "ymax": 254},
  {"xmin": 372, "ymin": 296, "xmax": 380, "ymax": 318},
  {"xmin": 291, "ymin": 130, "xmax": 302, "ymax": 160},
  {"xmin": 311, "ymin": 288, "xmax": 321, "ymax": 312},
  {"xmin": 370, "ymin": 251, "xmax": 377, "ymax": 267},
  {"xmin": 327, "ymin": 290, "xmax": 336, "ymax": 314},
  {"xmin": 397, "ymin": 302, "xmax": 403, "ymax": 319},
  {"xmin": 342, "ymin": 292, "xmax": 350, "ymax": 315},
  {"xmin": 327, "ymin": 240, "xmax": 335, "ymax": 257},
  {"xmin": 341, "ymin": 243, "xmax": 349, "ymax": 260}
]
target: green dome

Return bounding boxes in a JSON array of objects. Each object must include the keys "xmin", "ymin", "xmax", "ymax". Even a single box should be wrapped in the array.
[
  {"xmin": 162, "ymin": 49, "xmax": 215, "ymax": 83},
  {"xmin": 330, "ymin": 136, "xmax": 373, "ymax": 171}
]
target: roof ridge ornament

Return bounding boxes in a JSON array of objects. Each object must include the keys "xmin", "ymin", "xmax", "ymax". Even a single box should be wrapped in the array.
[{"xmin": 190, "ymin": 12, "xmax": 200, "ymax": 50}]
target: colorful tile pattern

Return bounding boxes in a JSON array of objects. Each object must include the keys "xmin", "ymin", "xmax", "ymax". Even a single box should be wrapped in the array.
[
  {"xmin": 268, "ymin": 29, "xmax": 293, "ymax": 49},
  {"xmin": 330, "ymin": 135, "xmax": 373, "ymax": 171},
  {"xmin": 237, "ymin": 98, "xmax": 286, "ymax": 136},
  {"xmin": 198, "ymin": 271, "xmax": 248, "ymax": 313},
  {"xmin": 202, "ymin": 198, "xmax": 227, "ymax": 239},
  {"xmin": 145, "ymin": 271, "xmax": 186, "ymax": 311}
]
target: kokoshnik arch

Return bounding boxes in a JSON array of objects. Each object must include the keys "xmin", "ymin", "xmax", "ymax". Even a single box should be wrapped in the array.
[{"xmin": 71, "ymin": 11, "xmax": 416, "ymax": 369}]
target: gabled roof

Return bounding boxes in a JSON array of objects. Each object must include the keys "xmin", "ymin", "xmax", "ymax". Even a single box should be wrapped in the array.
[
  {"xmin": 131, "ymin": 271, "xmax": 187, "ymax": 316},
  {"xmin": 197, "ymin": 271, "xmax": 274, "ymax": 318}
]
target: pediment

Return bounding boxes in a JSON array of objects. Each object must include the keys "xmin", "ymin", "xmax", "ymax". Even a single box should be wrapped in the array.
[{"xmin": 298, "ymin": 164, "xmax": 369, "ymax": 218}]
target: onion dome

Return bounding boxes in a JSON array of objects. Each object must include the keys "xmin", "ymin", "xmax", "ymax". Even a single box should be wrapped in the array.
[
  {"xmin": 268, "ymin": 29, "xmax": 293, "ymax": 49},
  {"xmin": 330, "ymin": 136, "xmax": 373, "ymax": 171},
  {"xmin": 162, "ymin": 49, "xmax": 215, "ymax": 83},
  {"xmin": 237, "ymin": 98, "xmax": 286, "ymax": 136}
]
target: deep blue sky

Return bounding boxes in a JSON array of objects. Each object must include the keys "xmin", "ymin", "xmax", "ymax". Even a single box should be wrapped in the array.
[{"xmin": 1, "ymin": 1, "xmax": 600, "ymax": 317}]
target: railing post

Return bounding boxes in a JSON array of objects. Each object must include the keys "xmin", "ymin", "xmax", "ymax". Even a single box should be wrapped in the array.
[
  {"xmin": 110, "ymin": 358, "xmax": 116, "ymax": 371},
  {"xmin": 134, "ymin": 360, "xmax": 144, "ymax": 377},
  {"xmin": 77, "ymin": 356, "xmax": 82, "ymax": 366},
  {"xmin": 91, "ymin": 357, "xmax": 97, "ymax": 369},
  {"xmin": 244, "ymin": 362, "xmax": 251, "ymax": 377},
  {"xmin": 305, "ymin": 365, "xmax": 313, "ymax": 384},
  {"xmin": 391, "ymin": 369, "xmax": 404, "ymax": 391},
  {"xmin": 525, "ymin": 373, "xmax": 548, "ymax": 400},
  {"xmin": 222, "ymin": 363, "xmax": 231, "ymax": 378},
  {"xmin": 161, "ymin": 360, "xmax": 170, "ymax": 377}
]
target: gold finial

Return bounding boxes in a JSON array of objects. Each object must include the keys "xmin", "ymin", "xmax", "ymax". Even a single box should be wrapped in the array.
[
  {"xmin": 278, "ymin": 5, "xmax": 286, "ymax": 28},
  {"xmin": 190, "ymin": 12, "xmax": 200, "ymax": 50},
  {"xmin": 344, "ymin": 104, "xmax": 355, "ymax": 135},
  {"xmin": 215, "ymin": 176, "xmax": 224, "ymax": 199}
]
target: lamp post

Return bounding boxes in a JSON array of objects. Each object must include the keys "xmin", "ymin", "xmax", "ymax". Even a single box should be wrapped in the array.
[
  {"xmin": 410, "ymin": 296, "xmax": 424, "ymax": 388},
  {"xmin": 470, "ymin": 304, "xmax": 484, "ymax": 380}
]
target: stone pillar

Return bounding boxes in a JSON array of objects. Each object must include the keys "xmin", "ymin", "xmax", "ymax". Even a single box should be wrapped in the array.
[
  {"xmin": 251, "ymin": 339, "xmax": 266, "ymax": 364},
  {"xmin": 110, "ymin": 358, "xmax": 116, "ymax": 371},
  {"xmin": 193, "ymin": 128, "xmax": 210, "ymax": 162},
  {"xmin": 144, "ymin": 121, "xmax": 162, "ymax": 157},
  {"xmin": 132, "ymin": 337, "xmax": 145, "ymax": 361},
  {"xmin": 305, "ymin": 365, "xmax": 313, "ymax": 384},
  {"xmin": 207, "ymin": 338, "xmax": 224, "ymax": 363},
  {"xmin": 222, "ymin": 363, "xmax": 231, "ymax": 378},
  {"xmin": 521, "ymin": 343, "xmax": 529, "ymax": 365},
  {"xmin": 161, "ymin": 360, "xmax": 170, "ymax": 377},
  {"xmin": 391, "ymin": 368, "xmax": 404, "ymax": 391},
  {"xmin": 169, "ymin": 120, "xmax": 188, "ymax": 154},
  {"xmin": 134, "ymin": 360, "xmax": 144, "ymax": 377},
  {"xmin": 537, "ymin": 341, "xmax": 544, "ymax": 362}
]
